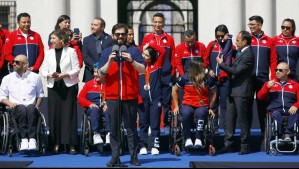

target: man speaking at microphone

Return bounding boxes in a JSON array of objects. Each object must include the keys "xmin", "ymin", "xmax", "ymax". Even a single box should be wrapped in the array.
[{"xmin": 97, "ymin": 23, "xmax": 145, "ymax": 167}]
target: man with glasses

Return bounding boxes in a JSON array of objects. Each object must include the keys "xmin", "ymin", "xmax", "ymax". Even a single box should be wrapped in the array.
[
  {"xmin": 2, "ymin": 13, "xmax": 44, "ymax": 73},
  {"xmin": 98, "ymin": 23, "xmax": 145, "ymax": 167},
  {"xmin": 258, "ymin": 62, "xmax": 299, "ymax": 141},
  {"xmin": 272, "ymin": 18, "xmax": 299, "ymax": 82},
  {"xmin": 248, "ymin": 15, "xmax": 276, "ymax": 134},
  {"xmin": 0, "ymin": 54, "xmax": 44, "ymax": 151}
]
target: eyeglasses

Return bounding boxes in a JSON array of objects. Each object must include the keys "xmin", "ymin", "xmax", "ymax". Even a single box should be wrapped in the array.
[
  {"xmin": 13, "ymin": 60, "xmax": 25, "ymax": 65},
  {"xmin": 216, "ymin": 35, "xmax": 225, "ymax": 38},
  {"xmin": 114, "ymin": 33, "xmax": 126, "ymax": 37},
  {"xmin": 275, "ymin": 68, "xmax": 288, "ymax": 72},
  {"xmin": 281, "ymin": 26, "xmax": 291, "ymax": 30}
]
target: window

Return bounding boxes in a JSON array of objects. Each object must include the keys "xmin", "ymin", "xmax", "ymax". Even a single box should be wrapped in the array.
[{"xmin": 0, "ymin": 1, "xmax": 16, "ymax": 31}]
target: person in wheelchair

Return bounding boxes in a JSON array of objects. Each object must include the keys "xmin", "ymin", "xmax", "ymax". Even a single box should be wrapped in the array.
[
  {"xmin": 78, "ymin": 66, "xmax": 110, "ymax": 145},
  {"xmin": 172, "ymin": 59, "xmax": 216, "ymax": 148},
  {"xmin": 258, "ymin": 61, "xmax": 299, "ymax": 141},
  {"xmin": 0, "ymin": 54, "xmax": 44, "ymax": 151}
]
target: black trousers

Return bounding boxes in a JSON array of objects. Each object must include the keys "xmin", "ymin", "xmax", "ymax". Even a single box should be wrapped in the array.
[
  {"xmin": 10, "ymin": 104, "xmax": 38, "ymax": 139},
  {"xmin": 106, "ymin": 99, "xmax": 138, "ymax": 159},
  {"xmin": 252, "ymin": 76, "xmax": 268, "ymax": 133},
  {"xmin": 224, "ymin": 96, "xmax": 252, "ymax": 149}
]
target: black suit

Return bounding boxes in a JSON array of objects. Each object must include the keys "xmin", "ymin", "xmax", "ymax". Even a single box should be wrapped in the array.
[
  {"xmin": 218, "ymin": 46, "xmax": 254, "ymax": 150},
  {"xmin": 82, "ymin": 32, "xmax": 114, "ymax": 82}
]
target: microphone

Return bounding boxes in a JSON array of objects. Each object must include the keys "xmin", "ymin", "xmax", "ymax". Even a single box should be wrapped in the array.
[
  {"xmin": 119, "ymin": 45, "xmax": 127, "ymax": 53},
  {"xmin": 118, "ymin": 45, "xmax": 127, "ymax": 61},
  {"xmin": 112, "ymin": 45, "xmax": 119, "ymax": 53}
]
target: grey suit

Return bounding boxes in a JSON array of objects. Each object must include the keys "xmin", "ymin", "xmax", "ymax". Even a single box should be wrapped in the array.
[{"xmin": 218, "ymin": 46, "xmax": 254, "ymax": 150}]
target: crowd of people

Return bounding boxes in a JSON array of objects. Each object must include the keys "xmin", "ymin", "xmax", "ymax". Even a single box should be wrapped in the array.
[{"xmin": 1, "ymin": 12, "xmax": 299, "ymax": 167}]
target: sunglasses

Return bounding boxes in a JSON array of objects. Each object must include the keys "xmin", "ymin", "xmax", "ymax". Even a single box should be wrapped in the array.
[
  {"xmin": 281, "ymin": 26, "xmax": 291, "ymax": 30},
  {"xmin": 114, "ymin": 33, "xmax": 126, "ymax": 37},
  {"xmin": 13, "ymin": 60, "xmax": 25, "ymax": 65},
  {"xmin": 216, "ymin": 35, "xmax": 225, "ymax": 38},
  {"xmin": 275, "ymin": 68, "xmax": 288, "ymax": 72}
]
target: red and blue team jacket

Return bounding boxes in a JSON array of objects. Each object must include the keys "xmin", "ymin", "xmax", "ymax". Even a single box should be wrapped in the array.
[
  {"xmin": 272, "ymin": 34, "xmax": 299, "ymax": 78},
  {"xmin": 138, "ymin": 42, "xmax": 166, "ymax": 102},
  {"xmin": 251, "ymin": 32, "xmax": 276, "ymax": 80},
  {"xmin": 257, "ymin": 79, "xmax": 299, "ymax": 112},
  {"xmin": 204, "ymin": 37, "xmax": 235, "ymax": 81},
  {"xmin": 0, "ymin": 28, "xmax": 9, "ymax": 68},
  {"xmin": 142, "ymin": 31, "xmax": 176, "ymax": 76},
  {"xmin": 99, "ymin": 45, "xmax": 144, "ymax": 100},
  {"xmin": 2, "ymin": 29, "xmax": 44, "ymax": 71},
  {"xmin": 78, "ymin": 78, "xmax": 106, "ymax": 108},
  {"xmin": 175, "ymin": 41, "xmax": 206, "ymax": 76},
  {"xmin": 176, "ymin": 74, "xmax": 215, "ymax": 108}
]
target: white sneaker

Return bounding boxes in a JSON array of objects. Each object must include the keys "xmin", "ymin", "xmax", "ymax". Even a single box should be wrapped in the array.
[
  {"xmin": 28, "ymin": 138, "xmax": 38, "ymax": 150},
  {"xmin": 93, "ymin": 133, "xmax": 103, "ymax": 145},
  {"xmin": 139, "ymin": 147, "xmax": 147, "ymax": 155},
  {"xmin": 105, "ymin": 132, "xmax": 110, "ymax": 144},
  {"xmin": 185, "ymin": 138, "xmax": 193, "ymax": 147},
  {"xmin": 20, "ymin": 138, "xmax": 29, "ymax": 151},
  {"xmin": 151, "ymin": 147, "xmax": 159, "ymax": 155},
  {"xmin": 194, "ymin": 139, "xmax": 202, "ymax": 148}
]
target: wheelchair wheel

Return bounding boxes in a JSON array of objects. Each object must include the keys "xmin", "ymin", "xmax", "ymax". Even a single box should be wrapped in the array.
[
  {"xmin": 209, "ymin": 144, "xmax": 216, "ymax": 156},
  {"xmin": 168, "ymin": 114, "xmax": 175, "ymax": 153},
  {"xmin": 80, "ymin": 114, "xmax": 87, "ymax": 154},
  {"xmin": 265, "ymin": 113, "xmax": 272, "ymax": 154},
  {"xmin": 269, "ymin": 148, "xmax": 277, "ymax": 156},
  {"xmin": 8, "ymin": 145, "xmax": 13, "ymax": 157},
  {"xmin": 0, "ymin": 112, "xmax": 9, "ymax": 154},
  {"xmin": 174, "ymin": 144, "xmax": 180, "ymax": 156},
  {"xmin": 84, "ymin": 147, "xmax": 89, "ymax": 157}
]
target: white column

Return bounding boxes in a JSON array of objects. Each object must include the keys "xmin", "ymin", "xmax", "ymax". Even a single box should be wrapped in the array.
[
  {"xmin": 70, "ymin": 0, "xmax": 97, "ymax": 39},
  {"xmin": 16, "ymin": 0, "xmax": 67, "ymax": 49},
  {"xmin": 100, "ymin": 0, "xmax": 118, "ymax": 35},
  {"xmin": 198, "ymin": 0, "xmax": 244, "ymax": 45},
  {"xmin": 275, "ymin": 0, "xmax": 299, "ymax": 37},
  {"xmin": 245, "ymin": 0, "xmax": 274, "ymax": 37}
]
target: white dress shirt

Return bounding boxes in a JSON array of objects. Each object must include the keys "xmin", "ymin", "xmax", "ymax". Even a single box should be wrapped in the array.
[{"xmin": 0, "ymin": 71, "xmax": 44, "ymax": 106}]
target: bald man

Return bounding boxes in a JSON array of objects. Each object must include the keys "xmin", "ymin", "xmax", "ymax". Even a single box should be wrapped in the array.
[
  {"xmin": 258, "ymin": 62, "xmax": 299, "ymax": 141},
  {"xmin": 0, "ymin": 54, "xmax": 44, "ymax": 151}
]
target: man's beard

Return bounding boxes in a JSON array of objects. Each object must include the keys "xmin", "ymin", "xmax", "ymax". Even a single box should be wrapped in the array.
[{"xmin": 113, "ymin": 38, "xmax": 126, "ymax": 46}]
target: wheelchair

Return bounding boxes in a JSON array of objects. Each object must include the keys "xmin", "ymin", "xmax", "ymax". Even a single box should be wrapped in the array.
[
  {"xmin": 265, "ymin": 111, "xmax": 299, "ymax": 156},
  {"xmin": 168, "ymin": 112, "xmax": 215, "ymax": 156},
  {"xmin": 80, "ymin": 109, "xmax": 127, "ymax": 156},
  {"xmin": 0, "ymin": 109, "xmax": 49, "ymax": 157}
]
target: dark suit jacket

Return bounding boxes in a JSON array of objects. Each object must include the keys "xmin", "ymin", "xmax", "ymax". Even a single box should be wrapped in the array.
[
  {"xmin": 219, "ymin": 46, "xmax": 255, "ymax": 97},
  {"xmin": 82, "ymin": 32, "xmax": 114, "ymax": 82}
]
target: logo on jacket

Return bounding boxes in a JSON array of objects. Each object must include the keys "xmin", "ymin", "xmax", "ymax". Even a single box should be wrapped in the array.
[
  {"xmin": 292, "ymin": 40, "xmax": 296, "ymax": 44},
  {"xmin": 163, "ymin": 39, "xmax": 167, "ymax": 43},
  {"xmin": 30, "ymin": 37, "xmax": 34, "ymax": 40},
  {"xmin": 262, "ymin": 40, "xmax": 267, "ymax": 44},
  {"xmin": 278, "ymin": 40, "xmax": 283, "ymax": 43},
  {"xmin": 195, "ymin": 50, "xmax": 199, "ymax": 54},
  {"xmin": 289, "ymin": 85, "xmax": 293, "ymax": 89}
]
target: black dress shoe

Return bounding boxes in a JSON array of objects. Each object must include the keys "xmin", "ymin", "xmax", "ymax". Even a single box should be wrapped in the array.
[
  {"xmin": 69, "ymin": 146, "xmax": 77, "ymax": 155},
  {"xmin": 53, "ymin": 144, "xmax": 59, "ymax": 154},
  {"xmin": 217, "ymin": 146, "xmax": 233, "ymax": 154},
  {"xmin": 106, "ymin": 158, "xmax": 121, "ymax": 167},
  {"xmin": 239, "ymin": 148, "xmax": 250, "ymax": 155},
  {"xmin": 130, "ymin": 156, "xmax": 141, "ymax": 166}
]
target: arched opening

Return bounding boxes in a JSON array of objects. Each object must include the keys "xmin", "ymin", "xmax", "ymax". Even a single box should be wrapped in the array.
[{"xmin": 119, "ymin": 0, "xmax": 197, "ymax": 45}]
